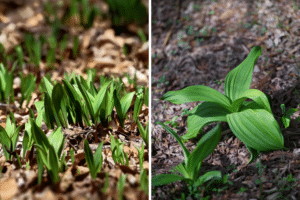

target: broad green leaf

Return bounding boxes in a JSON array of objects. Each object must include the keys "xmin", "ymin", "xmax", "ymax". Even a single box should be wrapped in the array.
[
  {"xmin": 0, "ymin": 126, "xmax": 11, "ymax": 159},
  {"xmin": 137, "ymin": 120, "xmax": 148, "ymax": 147},
  {"xmin": 44, "ymin": 93, "xmax": 56, "ymax": 129},
  {"xmin": 37, "ymin": 151, "xmax": 44, "ymax": 185},
  {"xmin": 41, "ymin": 77, "xmax": 54, "ymax": 97},
  {"xmin": 84, "ymin": 139, "xmax": 96, "ymax": 179},
  {"xmin": 114, "ymin": 90, "xmax": 135, "ymax": 127},
  {"xmin": 48, "ymin": 127, "xmax": 64, "ymax": 156},
  {"xmin": 194, "ymin": 170, "xmax": 222, "ymax": 187},
  {"xmin": 75, "ymin": 77, "xmax": 95, "ymax": 123},
  {"xmin": 186, "ymin": 123, "xmax": 222, "ymax": 178},
  {"xmin": 35, "ymin": 144, "xmax": 49, "ymax": 169},
  {"xmin": 5, "ymin": 115, "xmax": 14, "ymax": 137},
  {"xmin": 133, "ymin": 90, "xmax": 144, "ymax": 123},
  {"xmin": 227, "ymin": 109, "xmax": 284, "ymax": 151},
  {"xmin": 48, "ymin": 145, "xmax": 60, "ymax": 183},
  {"xmin": 30, "ymin": 119, "xmax": 50, "ymax": 153},
  {"xmin": 184, "ymin": 102, "xmax": 230, "ymax": 139},
  {"xmin": 11, "ymin": 125, "xmax": 21, "ymax": 152},
  {"xmin": 23, "ymin": 130, "xmax": 29, "ymax": 158},
  {"xmin": 173, "ymin": 163, "xmax": 189, "ymax": 178},
  {"xmin": 35, "ymin": 101, "xmax": 44, "ymax": 127},
  {"xmin": 120, "ymin": 91, "xmax": 135, "ymax": 115},
  {"xmin": 158, "ymin": 122, "xmax": 190, "ymax": 164},
  {"xmin": 161, "ymin": 85, "xmax": 232, "ymax": 110},
  {"xmin": 225, "ymin": 46, "xmax": 262, "ymax": 101},
  {"xmin": 94, "ymin": 141, "xmax": 104, "ymax": 173},
  {"xmin": 152, "ymin": 174, "xmax": 186, "ymax": 187},
  {"xmin": 231, "ymin": 89, "xmax": 272, "ymax": 113},
  {"xmin": 52, "ymin": 83, "xmax": 68, "ymax": 128}
]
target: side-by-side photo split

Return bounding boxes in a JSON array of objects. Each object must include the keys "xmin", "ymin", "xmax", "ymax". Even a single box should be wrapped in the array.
[
  {"xmin": 1, "ymin": 0, "xmax": 300, "ymax": 200},
  {"xmin": 152, "ymin": 0, "xmax": 300, "ymax": 199},
  {"xmin": 0, "ymin": 0, "xmax": 148, "ymax": 199}
]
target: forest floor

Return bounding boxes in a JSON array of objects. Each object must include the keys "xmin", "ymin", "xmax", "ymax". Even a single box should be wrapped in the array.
[
  {"xmin": 152, "ymin": 0, "xmax": 300, "ymax": 199},
  {"xmin": 0, "ymin": 0, "xmax": 149, "ymax": 199}
]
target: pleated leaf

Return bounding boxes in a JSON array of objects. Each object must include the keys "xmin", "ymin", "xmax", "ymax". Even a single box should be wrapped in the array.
[
  {"xmin": 184, "ymin": 102, "xmax": 230, "ymax": 139},
  {"xmin": 152, "ymin": 174, "xmax": 186, "ymax": 187},
  {"xmin": 231, "ymin": 89, "xmax": 272, "ymax": 113},
  {"xmin": 226, "ymin": 109, "xmax": 284, "ymax": 151},
  {"xmin": 225, "ymin": 46, "xmax": 262, "ymax": 101},
  {"xmin": 161, "ymin": 85, "xmax": 232, "ymax": 110}
]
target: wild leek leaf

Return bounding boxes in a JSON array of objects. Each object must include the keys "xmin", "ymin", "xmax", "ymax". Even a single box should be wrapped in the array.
[
  {"xmin": 84, "ymin": 139, "xmax": 104, "ymax": 179},
  {"xmin": 114, "ymin": 90, "xmax": 135, "ymax": 127}
]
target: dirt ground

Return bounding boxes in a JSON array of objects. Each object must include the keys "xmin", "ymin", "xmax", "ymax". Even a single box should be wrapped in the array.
[
  {"xmin": 152, "ymin": 0, "xmax": 300, "ymax": 199},
  {"xmin": 0, "ymin": 0, "xmax": 149, "ymax": 199}
]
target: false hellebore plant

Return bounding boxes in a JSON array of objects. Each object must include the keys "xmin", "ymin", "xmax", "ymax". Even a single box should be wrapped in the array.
[{"xmin": 161, "ymin": 46, "xmax": 284, "ymax": 164}]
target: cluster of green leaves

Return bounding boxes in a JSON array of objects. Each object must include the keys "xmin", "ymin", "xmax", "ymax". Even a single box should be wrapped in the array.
[
  {"xmin": 280, "ymin": 104, "xmax": 300, "ymax": 128},
  {"xmin": 19, "ymin": 73, "xmax": 36, "ymax": 108},
  {"xmin": 0, "ymin": 62, "xmax": 148, "ymax": 187},
  {"xmin": 152, "ymin": 123, "xmax": 222, "ymax": 196},
  {"xmin": 45, "ymin": 0, "xmax": 99, "ymax": 30},
  {"xmin": 0, "ymin": 63, "xmax": 15, "ymax": 103},
  {"xmin": 0, "ymin": 112, "xmax": 22, "ymax": 160},
  {"xmin": 30, "ymin": 119, "xmax": 66, "ymax": 184},
  {"xmin": 104, "ymin": 0, "xmax": 148, "ymax": 27},
  {"xmin": 111, "ymin": 135, "xmax": 129, "ymax": 166},
  {"xmin": 161, "ymin": 46, "xmax": 285, "ymax": 162},
  {"xmin": 154, "ymin": 46, "xmax": 287, "ymax": 194},
  {"xmin": 84, "ymin": 139, "xmax": 104, "ymax": 179}
]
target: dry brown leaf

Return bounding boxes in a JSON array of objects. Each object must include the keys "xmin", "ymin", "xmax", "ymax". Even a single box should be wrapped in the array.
[{"xmin": 0, "ymin": 178, "xmax": 18, "ymax": 200}]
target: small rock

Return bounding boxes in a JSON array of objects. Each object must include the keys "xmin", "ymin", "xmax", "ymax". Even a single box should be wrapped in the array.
[
  {"xmin": 265, "ymin": 39, "xmax": 274, "ymax": 49},
  {"xmin": 253, "ymin": 65, "xmax": 260, "ymax": 73},
  {"xmin": 293, "ymin": 148, "xmax": 300, "ymax": 157}
]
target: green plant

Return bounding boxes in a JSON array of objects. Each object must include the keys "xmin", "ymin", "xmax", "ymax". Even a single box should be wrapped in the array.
[
  {"xmin": 104, "ymin": 0, "xmax": 147, "ymax": 27},
  {"xmin": 113, "ymin": 90, "xmax": 135, "ymax": 128},
  {"xmin": 24, "ymin": 34, "xmax": 42, "ymax": 68},
  {"xmin": 77, "ymin": 0, "xmax": 99, "ymax": 29},
  {"xmin": 84, "ymin": 139, "xmax": 105, "ymax": 179},
  {"xmin": 280, "ymin": 104, "xmax": 298, "ymax": 128},
  {"xmin": 0, "ymin": 63, "xmax": 15, "ymax": 103},
  {"xmin": 72, "ymin": 35, "xmax": 80, "ymax": 59},
  {"xmin": 117, "ymin": 174, "xmax": 127, "ymax": 200},
  {"xmin": 110, "ymin": 134, "xmax": 129, "ymax": 166},
  {"xmin": 140, "ymin": 168, "xmax": 148, "ymax": 194},
  {"xmin": 135, "ymin": 143, "xmax": 145, "ymax": 170},
  {"xmin": 164, "ymin": 116, "xmax": 179, "ymax": 128},
  {"xmin": 137, "ymin": 121, "xmax": 149, "ymax": 147},
  {"xmin": 70, "ymin": 148, "xmax": 75, "ymax": 164},
  {"xmin": 39, "ymin": 77, "xmax": 69, "ymax": 129},
  {"xmin": 15, "ymin": 45, "xmax": 25, "ymax": 67},
  {"xmin": 102, "ymin": 173, "xmax": 109, "ymax": 193},
  {"xmin": 137, "ymin": 29, "xmax": 147, "ymax": 43},
  {"xmin": 152, "ymin": 123, "xmax": 222, "ymax": 193},
  {"xmin": 0, "ymin": 113, "xmax": 22, "ymax": 160},
  {"xmin": 19, "ymin": 73, "xmax": 36, "ymax": 108},
  {"xmin": 161, "ymin": 46, "xmax": 285, "ymax": 163},
  {"xmin": 30, "ymin": 119, "xmax": 65, "ymax": 184}
]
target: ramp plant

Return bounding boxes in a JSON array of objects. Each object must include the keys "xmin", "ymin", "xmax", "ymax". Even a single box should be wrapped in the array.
[
  {"xmin": 152, "ymin": 123, "xmax": 222, "ymax": 190},
  {"xmin": 161, "ymin": 46, "xmax": 284, "ymax": 163},
  {"xmin": 84, "ymin": 139, "xmax": 105, "ymax": 180},
  {"xmin": 0, "ymin": 113, "xmax": 22, "ymax": 160}
]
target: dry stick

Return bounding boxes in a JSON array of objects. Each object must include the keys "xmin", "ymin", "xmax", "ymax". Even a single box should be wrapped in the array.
[
  {"xmin": 162, "ymin": 0, "xmax": 181, "ymax": 49},
  {"xmin": 163, "ymin": 25, "xmax": 174, "ymax": 49}
]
